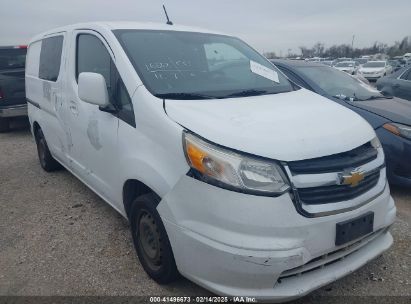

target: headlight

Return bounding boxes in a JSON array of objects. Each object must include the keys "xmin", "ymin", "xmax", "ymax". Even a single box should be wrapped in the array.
[
  {"xmin": 183, "ymin": 132, "xmax": 290, "ymax": 195},
  {"xmin": 383, "ymin": 123, "xmax": 411, "ymax": 140}
]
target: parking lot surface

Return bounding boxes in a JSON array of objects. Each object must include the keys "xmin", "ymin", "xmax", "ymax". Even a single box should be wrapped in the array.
[{"xmin": 0, "ymin": 119, "xmax": 410, "ymax": 302}]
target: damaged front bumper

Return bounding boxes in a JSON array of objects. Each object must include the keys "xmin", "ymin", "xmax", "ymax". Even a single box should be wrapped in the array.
[{"xmin": 157, "ymin": 175, "xmax": 396, "ymax": 301}]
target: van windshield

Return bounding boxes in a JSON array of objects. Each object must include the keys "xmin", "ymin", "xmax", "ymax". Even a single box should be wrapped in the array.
[{"xmin": 114, "ymin": 30, "xmax": 294, "ymax": 99}]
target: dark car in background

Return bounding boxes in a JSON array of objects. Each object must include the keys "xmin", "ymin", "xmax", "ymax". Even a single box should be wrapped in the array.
[
  {"xmin": 376, "ymin": 65, "xmax": 411, "ymax": 101},
  {"xmin": 272, "ymin": 59, "xmax": 411, "ymax": 186},
  {"xmin": 388, "ymin": 60, "xmax": 403, "ymax": 72},
  {"xmin": 0, "ymin": 46, "xmax": 27, "ymax": 132}
]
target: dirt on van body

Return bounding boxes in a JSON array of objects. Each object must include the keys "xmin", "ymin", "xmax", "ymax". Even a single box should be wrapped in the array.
[{"xmin": 0, "ymin": 118, "xmax": 410, "ymax": 303}]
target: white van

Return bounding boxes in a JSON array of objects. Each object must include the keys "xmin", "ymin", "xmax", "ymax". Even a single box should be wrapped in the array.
[{"xmin": 26, "ymin": 22, "xmax": 396, "ymax": 301}]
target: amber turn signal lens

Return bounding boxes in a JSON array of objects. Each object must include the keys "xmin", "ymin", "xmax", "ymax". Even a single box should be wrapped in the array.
[
  {"xmin": 383, "ymin": 123, "xmax": 400, "ymax": 136},
  {"xmin": 186, "ymin": 142, "xmax": 208, "ymax": 173}
]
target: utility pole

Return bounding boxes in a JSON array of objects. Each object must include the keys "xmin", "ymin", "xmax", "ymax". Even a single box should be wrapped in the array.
[{"xmin": 351, "ymin": 35, "xmax": 355, "ymax": 57}]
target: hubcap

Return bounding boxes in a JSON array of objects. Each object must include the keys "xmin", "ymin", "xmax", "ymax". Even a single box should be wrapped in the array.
[{"xmin": 137, "ymin": 211, "xmax": 162, "ymax": 271}]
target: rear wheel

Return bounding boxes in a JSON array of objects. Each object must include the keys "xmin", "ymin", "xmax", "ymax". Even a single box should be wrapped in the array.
[
  {"xmin": 0, "ymin": 117, "xmax": 10, "ymax": 133},
  {"xmin": 35, "ymin": 128, "xmax": 61, "ymax": 172},
  {"xmin": 130, "ymin": 193, "xmax": 179, "ymax": 284}
]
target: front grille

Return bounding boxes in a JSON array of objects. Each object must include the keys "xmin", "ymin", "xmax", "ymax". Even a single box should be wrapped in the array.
[
  {"xmin": 297, "ymin": 170, "xmax": 380, "ymax": 204},
  {"xmin": 278, "ymin": 228, "xmax": 386, "ymax": 281},
  {"xmin": 288, "ymin": 142, "xmax": 377, "ymax": 174}
]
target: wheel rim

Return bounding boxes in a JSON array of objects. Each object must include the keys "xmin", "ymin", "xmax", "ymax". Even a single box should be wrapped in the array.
[{"xmin": 137, "ymin": 210, "xmax": 162, "ymax": 271}]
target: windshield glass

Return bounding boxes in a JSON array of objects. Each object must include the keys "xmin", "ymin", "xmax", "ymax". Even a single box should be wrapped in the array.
[
  {"xmin": 0, "ymin": 48, "xmax": 26, "ymax": 70},
  {"xmin": 355, "ymin": 59, "xmax": 368, "ymax": 64},
  {"xmin": 335, "ymin": 62, "xmax": 354, "ymax": 67},
  {"xmin": 362, "ymin": 61, "xmax": 385, "ymax": 68},
  {"xmin": 114, "ymin": 30, "xmax": 294, "ymax": 99},
  {"xmin": 296, "ymin": 66, "xmax": 384, "ymax": 101}
]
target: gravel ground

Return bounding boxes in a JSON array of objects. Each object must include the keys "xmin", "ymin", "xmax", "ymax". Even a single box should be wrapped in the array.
[{"xmin": 0, "ymin": 118, "xmax": 410, "ymax": 303}]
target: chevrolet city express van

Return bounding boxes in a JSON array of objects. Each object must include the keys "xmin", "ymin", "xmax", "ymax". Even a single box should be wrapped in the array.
[{"xmin": 26, "ymin": 22, "xmax": 396, "ymax": 301}]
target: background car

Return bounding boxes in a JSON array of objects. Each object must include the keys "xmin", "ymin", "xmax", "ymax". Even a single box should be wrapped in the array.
[
  {"xmin": 0, "ymin": 45, "xmax": 27, "ymax": 132},
  {"xmin": 388, "ymin": 59, "xmax": 403, "ymax": 72},
  {"xmin": 272, "ymin": 59, "xmax": 411, "ymax": 186},
  {"xmin": 334, "ymin": 60, "xmax": 359, "ymax": 74},
  {"xmin": 358, "ymin": 61, "xmax": 392, "ymax": 81},
  {"xmin": 377, "ymin": 65, "xmax": 411, "ymax": 101},
  {"xmin": 354, "ymin": 58, "xmax": 369, "ymax": 66}
]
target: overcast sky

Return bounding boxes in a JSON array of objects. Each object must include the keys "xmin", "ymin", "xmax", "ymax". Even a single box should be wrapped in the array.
[{"xmin": 1, "ymin": 0, "xmax": 410, "ymax": 55}]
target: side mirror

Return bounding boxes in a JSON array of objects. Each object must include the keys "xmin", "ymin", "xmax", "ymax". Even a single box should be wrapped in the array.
[{"xmin": 78, "ymin": 72, "xmax": 110, "ymax": 108}]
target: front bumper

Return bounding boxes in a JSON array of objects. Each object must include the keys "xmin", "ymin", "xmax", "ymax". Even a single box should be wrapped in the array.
[
  {"xmin": 377, "ymin": 127, "xmax": 411, "ymax": 186},
  {"xmin": 158, "ymin": 175, "xmax": 396, "ymax": 301},
  {"xmin": 0, "ymin": 104, "xmax": 27, "ymax": 118},
  {"xmin": 360, "ymin": 73, "xmax": 384, "ymax": 80}
]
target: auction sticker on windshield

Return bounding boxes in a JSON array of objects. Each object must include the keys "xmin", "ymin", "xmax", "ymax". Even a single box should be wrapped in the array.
[{"xmin": 250, "ymin": 60, "xmax": 279, "ymax": 83}]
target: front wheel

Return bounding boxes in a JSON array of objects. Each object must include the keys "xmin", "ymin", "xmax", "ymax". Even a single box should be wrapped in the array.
[{"xmin": 130, "ymin": 193, "xmax": 179, "ymax": 284}]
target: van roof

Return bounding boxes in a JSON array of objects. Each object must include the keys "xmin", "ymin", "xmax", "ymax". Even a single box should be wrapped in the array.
[{"xmin": 29, "ymin": 21, "xmax": 227, "ymax": 44}]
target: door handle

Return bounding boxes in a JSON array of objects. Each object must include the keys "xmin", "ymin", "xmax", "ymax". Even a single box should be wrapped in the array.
[{"xmin": 392, "ymin": 84, "xmax": 400, "ymax": 88}]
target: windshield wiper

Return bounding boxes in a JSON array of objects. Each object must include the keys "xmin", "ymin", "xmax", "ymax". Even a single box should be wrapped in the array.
[
  {"xmin": 225, "ymin": 89, "xmax": 269, "ymax": 98},
  {"xmin": 360, "ymin": 95, "xmax": 392, "ymax": 101},
  {"xmin": 155, "ymin": 92, "xmax": 216, "ymax": 100},
  {"xmin": 333, "ymin": 95, "xmax": 360, "ymax": 102}
]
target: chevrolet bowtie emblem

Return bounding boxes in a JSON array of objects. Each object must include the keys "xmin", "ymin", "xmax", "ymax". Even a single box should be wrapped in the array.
[{"xmin": 340, "ymin": 170, "xmax": 365, "ymax": 187}]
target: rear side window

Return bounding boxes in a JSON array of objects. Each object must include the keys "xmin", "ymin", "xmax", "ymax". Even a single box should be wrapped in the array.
[
  {"xmin": 39, "ymin": 36, "xmax": 63, "ymax": 81},
  {"xmin": 26, "ymin": 41, "xmax": 42, "ymax": 77}
]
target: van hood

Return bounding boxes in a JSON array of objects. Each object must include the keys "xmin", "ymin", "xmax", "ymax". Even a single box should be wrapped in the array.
[
  {"xmin": 348, "ymin": 97, "xmax": 411, "ymax": 126},
  {"xmin": 165, "ymin": 89, "xmax": 375, "ymax": 161}
]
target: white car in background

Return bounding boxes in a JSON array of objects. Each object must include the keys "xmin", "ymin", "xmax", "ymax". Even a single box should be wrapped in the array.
[
  {"xmin": 359, "ymin": 61, "xmax": 393, "ymax": 80},
  {"xmin": 334, "ymin": 61, "xmax": 359, "ymax": 75}
]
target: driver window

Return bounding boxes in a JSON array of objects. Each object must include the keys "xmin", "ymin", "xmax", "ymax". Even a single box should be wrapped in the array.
[
  {"xmin": 76, "ymin": 34, "xmax": 135, "ymax": 127},
  {"xmin": 76, "ymin": 34, "xmax": 111, "ymax": 87}
]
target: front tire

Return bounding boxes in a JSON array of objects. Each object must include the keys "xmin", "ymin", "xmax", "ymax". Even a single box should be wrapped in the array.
[
  {"xmin": 130, "ymin": 193, "xmax": 179, "ymax": 284},
  {"xmin": 0, "ymin": 117, "xmax": 10, "ymax": 133},
  {"xmin": 35, "ymin": 128, "xmax": 61, "ymax": 172}
]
